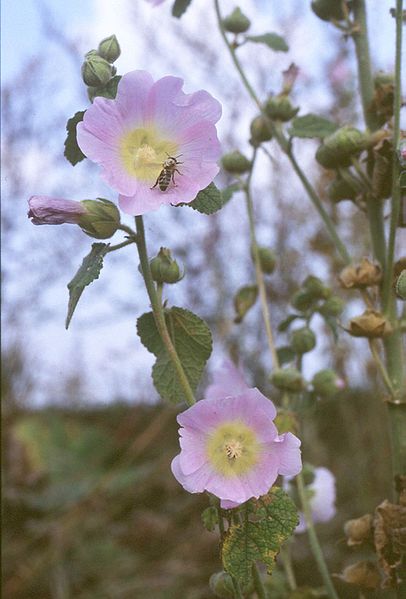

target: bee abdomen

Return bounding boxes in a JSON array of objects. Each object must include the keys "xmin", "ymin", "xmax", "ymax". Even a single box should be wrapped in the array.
[{"xmin": 158, "ymin": 169, "xmax": 171, "ymax": 191}]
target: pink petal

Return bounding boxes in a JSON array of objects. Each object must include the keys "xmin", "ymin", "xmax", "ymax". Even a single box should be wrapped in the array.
[
  {"xmin": 115, "ymin": 70, "xmax": 154, "ymax": 127},
  {"xmin": 175, "ymin": 89, "xmax": 222, "ymax": 124},
  {"xmin": 178, "ymin": 428, "xmax": 208, "ymax": 475},
  {"xmin": 272, "ymin": 432, "xmax": 302, "ymax": 477},
  {"xmin": 205, "ymin": 359, "xmax": 249, "ymax": 400}
]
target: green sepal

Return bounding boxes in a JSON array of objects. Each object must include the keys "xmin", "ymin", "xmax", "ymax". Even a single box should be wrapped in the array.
[
  {"xmin": 221, "ymin": 487, "xmax": 299, "ymax": 589},
  {"xmin": 137, "ymin": 307, "xmax": 212, "ymax": 403},
  {"xmin": 64, "ymin": 111, "xmax": 86, "ymax": 166},
  {"xmin": 245, "ymin": 33, "xmax": 288, "ymax": 52},
  {"xmin": 66, "ymin": 243, "xmax": 109, "ymax": 329},
  {"xmin": 288, "ymin": 114, "xmax": 338, "ymax": 139}
]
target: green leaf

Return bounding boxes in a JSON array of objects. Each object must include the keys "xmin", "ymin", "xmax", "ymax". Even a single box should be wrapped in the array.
[
  {"xmin": 221, "ymin": 182, "xmax": 241, "ymax": 205},
  {"xmin": 276, "ymin": 346, "xmax": 296, "ymax": 365},
  {"xmin": 278, "ymin": 314, "xmax": 301, "ymax": 332},
  {"xmin": 64, "ymin": 111, "xmax": 86, "ymax": 165},
  {"xmin": 66, "ymin": 243, "xmax": 109, "ymax": 329},
  {"xmin": 246, "ymin": 33, "xmax": 289, "ymax": 52},
  {"xmin": 289, "ymin": 114, "xmax": 339, "ymax": 139},
  {"xmin": 172, "ymin": 0, "xmax": 193, "ymax": 18},
  {"xmin": 137, "ymin": 307, "xmax": 212, "ymax": 403},
  {"xmin": 222, "ymin": 487, "xmax": 299, "ymax": 589},
  {"xmin": 186, "ymin": 182, "xmax": 226, "ymax": 214},
  {"xmin": 202, "ymin": 506, "xmax": 218, "ymax": 532}
]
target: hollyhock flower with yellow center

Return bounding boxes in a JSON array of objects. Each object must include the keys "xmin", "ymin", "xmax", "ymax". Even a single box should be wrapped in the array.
[
  {"xmin": 76, "ymin": 70, "xmax": 222, "ymax": 215},
  {"xmin": 171, "ymin": 361, "xmax": 302, "ymax": 508}
]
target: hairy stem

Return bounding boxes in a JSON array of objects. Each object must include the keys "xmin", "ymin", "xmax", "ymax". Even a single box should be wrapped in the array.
[
  {"xmin": 244, "ymin": 149, "xmax": 280, "ymax": 369},
  {"xmin": 134, "ymin": 216, "xmax": 196, "ymax": 406},
  {"xmin": 106, "ymin": 239, "xmax": 135, "ymax": 253},
  {"xmin": 213, "ymin": 0, "xmax": 350, "ymax": 266},
  {"xmin": 296, "ymin": 473, "xmax": 339, "ymax": 599}
]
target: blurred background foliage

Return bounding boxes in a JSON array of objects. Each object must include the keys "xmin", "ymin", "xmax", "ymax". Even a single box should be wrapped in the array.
[{"xmin": 2, "ymin": 0, "xmax": 401, "ymax": 597}]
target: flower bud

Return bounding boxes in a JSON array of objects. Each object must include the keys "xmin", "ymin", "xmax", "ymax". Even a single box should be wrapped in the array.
[
  {"xmin": 88, "ymin": 76, "xmax": 121, "ymax": 102},
  {"xmin": 319, "ymin": 296, "xmax": 345, "ymax": 318},
  {"xmin": 339, "ymin": 258, "xmax": 382, "ymax": 289},
  {"xmin": 222, "ymin": 7, "xmax": 251, "ymax": 34},
  {"xmin": 270, "ymin": 367, "xmax": 304, "ymax": 392},
  {"xmin": 28, "ymin": 196, "xmax": 87, "ymax": 225},
  {"xmin": 209, "ymin": 571, "xmax": 235, "ymax": 598},
  {"xmin": 79, "ymin": 198, "xmax": 121, "ymax": 239},
  {"xmin": 290, "ymin": 327, "xmax": 316, "ymax": 354},
  {"xmin": 291, "ymin": 289, "xmax": 315, "ymax": 312},
  {"xmin": 281, "ymin": 63, "xmax": 299, "ymax": 95},
  {"xmin": 81, "ymin": 55, "xmax": 113, "ymax": 87},
  {"xmin": 251, "ymin": 246, "xmax": 276, "ymax": 274},
  {"xmin": 348, "ymin": 310, "xmax": 393, "ymax": 338},
  {"xmin": 315, "ymin": 126, "xmax": 368, "ymax": 169},
  {"xmin": 344, "ymin": 514, "xmax": 373, "ymax": 546},
  {"xmin": 311, "ymin": 0, "xmax": 346, "ymax": 21},
  {"xmin": 303, "ymin": 275, "xmax": 331, "ymax": 300},
  {"xmin": 264, "ymin": 95, "xmax": 299, "ymax": 122},
  {"xmin": 327, "ymin": 177, "xmax": 358, "ymax": 203},
  {"xmin": 97, "ymin": 34, "xmax": 121, "ymax": 63},
  {"xmin": 250, "ymin": 115, "xmax": 273, "ymax": 145},
  {"xmin": 150, "ymin": 247, "xmax": 182, "ymax": 284},
  {"xmin": 312, "ymin": 369, "xmax": 344, "ymax": 397},
  {"xmin": 234, "ymin": 285, "xmax": 258, "ymax": 323},
  {"xmin": 338, "ymin": 561, "xmax": 381, "ymax": 590},
  {"xmin": 221, "ymin": 150, "xmax": 251, "ymax": 174},
  {"xmin": 395, "ymin": 269, "xmax": 406, "ymax": 300}
]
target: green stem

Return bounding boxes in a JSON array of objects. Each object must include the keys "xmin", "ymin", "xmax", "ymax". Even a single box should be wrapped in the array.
[
  {"xmin": 366, "ymin": 199, "xmax": 386, "ymax": 269},
  {"xmin": 244, "ymin": 149, "xmax": 280, "ymax": 369},
  {"xmin": 213, "ymin": 0, "xmax": 350, "ymax": 266},
  {"xmin": 368, "ymin": 340, "xmax": 396, "ymax": 398},
  {"xmin": 280, "ymin": 545, "xmax": 297, "ymax": 591},
  {"xmin": 134, "ymin": 216, "xmax": 196, "ymax": 406},
  {"xmin": 106, "ymin": 239, "xmax": 135, "ymax": 253},
  {"xmin": 252, "ymin": 563, "xmax": 267, "ymax": 599},
  {"xmin": 296, "ymin": 473, "xmax": 339, "ymax": 599}
]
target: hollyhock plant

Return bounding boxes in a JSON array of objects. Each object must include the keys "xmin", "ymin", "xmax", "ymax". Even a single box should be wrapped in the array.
[
  {"xmin": 28, "ymin": 196, "xmax": 87, "ymax": 225},
  {"xmin": 76, "ymin": 70, "xmax": 222, "ymax": 215},
  {"xmin": 171, "ymin": 361, "xmax": 302, "ymax": 508}
]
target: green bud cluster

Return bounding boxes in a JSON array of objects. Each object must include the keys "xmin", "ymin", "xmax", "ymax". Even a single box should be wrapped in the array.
[
  {"xmin": 79, "ymin": 198, "xmax": 120, "ymax": 239},
  {"xmin": 264, "ymin": 95, "xmax": 299, "ymax": 122},
  {"xmin": 327, "ymin": 175, "xmax": 359, "ymax": 203},
  {"xmin": 250, "ymin": 114, "xmax": 273, "ymax": 146},
  {"xmin": 81, "ymin": 35, "xmax": 121, "ymax": 101},
  {"xmin": 234, "ymin": 285, "xmax": 258, "ymax": 323},
  {"xmin": 312, "ymin": 369, "xmax": 343, "ymax": 397},
  {"xmin": 150, "ymin": 248, "xmax": 182, "ymax": 284},
  {"xmin": 311, "ymin": 0, "xmax": 346, "ymax": 21},
  {"xmin": 221, "ymin": 151, "xmax": 251, "ymax": 174},
  {"xmin": 270, "ymin": 367, "xmax": 304, "ymax": 392},
  {"xmin": 222, "ymin": 7, "xmax": 251, "ymax": 34},
  {"xmin": 316, "ymin": 126, "xmax": 368, "ymax": 169},
  {"xmin": 290, "ymin": 326, "xmax": 316, "ymax": 354},
  {"xmin": 251, "ymin": 246, "xmax": 276, "ymax": 274}
]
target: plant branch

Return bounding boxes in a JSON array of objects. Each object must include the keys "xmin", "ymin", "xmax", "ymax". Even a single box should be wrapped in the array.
[
  {"xmin": 106, "ymin": 238, "xmax": 135, "ymax": 253},
  {"xmin": 134, "ymin": 216, "xmax": 196, "ymax": 407}
]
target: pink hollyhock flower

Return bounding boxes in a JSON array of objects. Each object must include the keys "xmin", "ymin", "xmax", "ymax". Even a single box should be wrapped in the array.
[
  {"xmin": 28, "ymin": 196, "xmax": 86, "ymax": 225},
  {"xmin": 77, "ymin": 70, "xmax": 222, "ymax": 215},
  {"xmin": 171, "ymin": 360, "xmax": 302, "ymax": 508}
]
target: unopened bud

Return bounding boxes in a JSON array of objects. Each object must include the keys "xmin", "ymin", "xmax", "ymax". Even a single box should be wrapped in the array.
[
  {"xmin": 209, "ymin": 571, "xmax": 235, "ymax": 598},
  {"xmin": 234, "ymin": 285, "xmax": 258, "ymax": 323},
  {"xmin": 316, "ymin": 126, "xmax": 368, "ymax": 169},
  {"xmin": 395, "ymin": 269, "xmax": 406, "ymax": 300},
  {"xmin": 250, "ymin": 115, "xmax": 273, "ymax": 145},
  {"xmin": 319, "ymin": 296, "xmax": 345, "ymax": 317},
  {"xmin": 89, "ymin": 76, "xmax": 121, "ymax": 102},
  {"xmin": 291, "ymin": 289, "xmax": 315, "ymax": 312},
  {"xmin": 79, "ymin": 198, "xmax": 121, "ymax": 239},
  {"xmin": 348, "ymin": 310, "xmax": 393, "ymax": 338},
  {"xmin": 312, "ymin": 369, "xmax": 344, "ymax": 397},
  {"xmin": 339, "ymin": 258, "xmax": 382, "ymax": 289},
  {"xmin": 344, "ymin": 514, "xmax": 373, "ymax": 546},
  {"xmin": 98, "ymin": 34, "xmax": 121, "ymax": 63},
  {"xmin": 221, "ymin": 151, "xmax": 251, "ymax": 174},
  {"xmin": 222, "ymin": 7, "xmax": 251, "ymax": 34},
  {"xmin": 270, "ymin": 367, "xmax": 304, "ymax": 392},
  {"xmin": 290, "ymin": 327, "xmax": 316, "ymax": 354},
  {"xmin": 28, "ymin": 196, "xmax": 87, "ymax": 226},
  {"xmin": 338, "ymin": 561, "xmax": 381, "ymax": 590},
  {"xmin": 264, "ymin": 95, "xmax": 299, "ymax": 122},
  {"xmin": 150, "ymin": 247, "xmax": 182, "ymax": 284},
  {"xmin": 251, "ymin": 246, "xmax": 276, "ymax": 274},
  {"xmin": 311, "ymin": 0, "xmax": 346, "ymax": 21},
  {"xmin": 303, "ymin": 275, "xmax": 331, "ymax": 300},
  {"xmin": 81, "ymin": 55, "xmax": 113, "ymax": 87}
]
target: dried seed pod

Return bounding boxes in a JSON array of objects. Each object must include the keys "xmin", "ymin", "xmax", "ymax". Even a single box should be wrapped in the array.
[
  {"xmin": 339, "ymin": 258, "xmax": 382, "ymax": 289},
  {"xmin": 347, "ymin": 310, "xmax": 392, "ymax": 338}
]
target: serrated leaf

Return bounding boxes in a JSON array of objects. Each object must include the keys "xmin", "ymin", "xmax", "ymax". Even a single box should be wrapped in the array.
[
  {"xmin": 278, "ymin": 314, "xmax": 301, "ymax": 332},
  {"xmin": 276, "ymin": 346, "xmax": 296, "ymax": 365},
  {"xmin": 187, "ymin": 182, "xmax": 224, "ymax": 214},
  {"xmin": 137, "ymin": 307, "xmax": 212, "ymax": 403},
  {"xmin": 64, "ymin": 111, "xmax": 86, "ymax": 165},
  {"xmin": 172, "ymin": 0, "xmax": 193, "ymax": 18},
  {"xmin": 246, "ymin": 33, "xmax": 289, "ymax": 52},
  {"xmin": 66, "ymin": 243, "xmax": 109, "ymax": 329},
  {"xmin": 222, "ymin": 487, "xmax": 298, "ymax": 589},
  {"xmin": 289, "ymin": 114, "xmax": 339, "ymax": 139}
]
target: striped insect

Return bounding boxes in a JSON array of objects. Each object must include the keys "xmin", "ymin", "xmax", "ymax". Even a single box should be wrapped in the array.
[{"xmin": 151, "ymin": 154, "xmax": 183, "ymax": 192}]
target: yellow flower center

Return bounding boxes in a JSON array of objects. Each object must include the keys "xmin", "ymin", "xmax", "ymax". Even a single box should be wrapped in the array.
[
  {"xmin": 119, "ymin": 126, "xmax": 178, "ymax": 183},
  {"xmin": 206, "ymin": 421, "xmax": 260, "ymax": 477}
]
